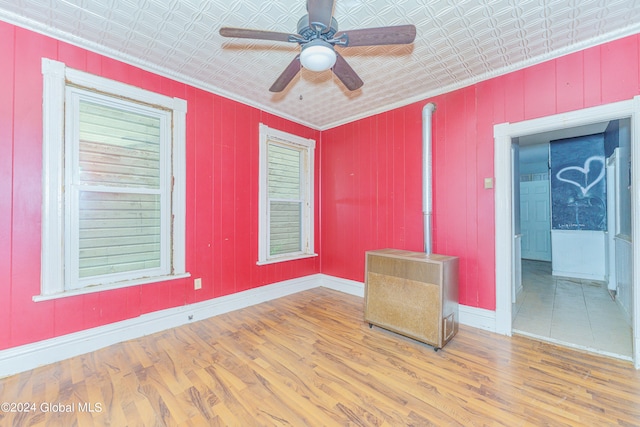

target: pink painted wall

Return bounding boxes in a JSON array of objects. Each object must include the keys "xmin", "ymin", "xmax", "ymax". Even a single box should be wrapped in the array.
[
  {"xmin": 0, "ymin": 21, "xmax": 321, "ymax": 350},
  {"xmin": 1, "ymin": 18, "xmax": 639, "ymax": 350},
  {"xmin": 320, "ymin": 34, "xmax": 640, "ymax": 310}
]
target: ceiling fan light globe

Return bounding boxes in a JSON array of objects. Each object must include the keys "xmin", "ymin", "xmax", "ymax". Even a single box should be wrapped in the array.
[{"xmin": 300, "ymin": 44, "xmax": 336, "ymax": 72}]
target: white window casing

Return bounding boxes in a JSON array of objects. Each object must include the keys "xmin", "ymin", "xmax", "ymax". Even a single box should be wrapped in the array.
[
  {"xmin": 258, "ymin": 124, "xmax": 316, "ymax": 265},
  {"xmin": 38, "ymin": 58, "xmax": 188, "ymax": 301}
]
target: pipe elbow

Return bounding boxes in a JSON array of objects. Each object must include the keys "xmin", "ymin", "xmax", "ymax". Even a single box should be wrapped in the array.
[{"xmin": 422, "ymin": 102, "xmax": 436, "ymax": 116}]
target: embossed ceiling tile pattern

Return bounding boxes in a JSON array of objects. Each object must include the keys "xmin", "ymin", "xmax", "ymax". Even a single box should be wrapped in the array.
[{"xmin": 1, "ymin": 0, "xmax": 640, "ymax": 129}]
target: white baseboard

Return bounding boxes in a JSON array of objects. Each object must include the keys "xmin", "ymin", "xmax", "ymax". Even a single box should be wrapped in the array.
[
  {"xmin": 0, "ymin": 273, "xmax": 499, "ymax": 378},
  {"xmin": 318, "ymin": 274, "xmax": 365, "ymax": 297},
  {"xmin": 552, "ymin": 270, "xmax": 607, "ymax": 282},
  {"xmin": 0, "ymin": 274, "xmax": 321, "ymax": 378},
  {"xmin": 459, "ymin": 305, "xmax": 497, "ymax": 333}
]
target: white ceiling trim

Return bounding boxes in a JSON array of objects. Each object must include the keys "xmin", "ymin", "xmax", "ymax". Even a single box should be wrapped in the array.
[
  {"xmin": 0, "ymin": 9, "xmax": 320, "ymax": 130},
  {"xmin": 320, "ymin": 23, "xmax": 640, "ymax": 130}
]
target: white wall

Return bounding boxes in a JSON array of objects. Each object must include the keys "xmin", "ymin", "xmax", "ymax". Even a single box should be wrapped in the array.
[{"xmin": 551, "ymin": 230, "xmax": 607, "ymax": 280}]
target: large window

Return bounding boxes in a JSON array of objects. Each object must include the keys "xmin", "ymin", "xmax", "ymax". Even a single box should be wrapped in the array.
[
  {"xmin": 38, "ymin": 58, "xmax": 188, "ymax": 300},
  {"xmin": 258, "ymin": 124, "xmax": 316, "ymax": 264}
]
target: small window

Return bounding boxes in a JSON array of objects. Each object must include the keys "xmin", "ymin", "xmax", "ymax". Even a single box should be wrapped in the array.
[
  {"xmin": 38, "ymin": 59, "xmax": 188, "ymax": 300},
  {"xmin": 258, "ymin": 124, "xmax": 316, "ymax": 264}
]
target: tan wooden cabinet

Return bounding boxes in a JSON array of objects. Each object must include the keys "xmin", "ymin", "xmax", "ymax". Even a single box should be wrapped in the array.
[{"xmin": 364, "ymin": 249, "xmax": 459, "ymax": 350}]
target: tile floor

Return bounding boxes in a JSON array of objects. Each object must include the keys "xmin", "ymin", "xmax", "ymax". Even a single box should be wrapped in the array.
[{"xmin": 513, "ymin": 259, "xmax": 633, "ymax": 361}]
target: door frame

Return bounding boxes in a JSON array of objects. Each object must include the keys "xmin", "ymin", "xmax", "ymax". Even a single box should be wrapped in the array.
[{"xmin": 494, "ymin": 96, "xmax": 640, "ymax": 368}]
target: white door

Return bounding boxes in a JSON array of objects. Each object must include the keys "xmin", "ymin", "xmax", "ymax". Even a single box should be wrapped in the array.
[{"xmin": 520, "ymin": 180, "xmax": 552, "ymax": 261}]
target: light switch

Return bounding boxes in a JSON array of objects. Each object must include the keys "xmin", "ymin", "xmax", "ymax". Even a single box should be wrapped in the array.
[{"xmin": 484, "ymin": 177, "xmax": 494, "ymax": 189}]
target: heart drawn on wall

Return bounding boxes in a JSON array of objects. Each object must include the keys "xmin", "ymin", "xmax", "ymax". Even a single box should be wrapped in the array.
[{"xmin": 555, "ymin": 155, "xmax": 605, "ymax": 197}]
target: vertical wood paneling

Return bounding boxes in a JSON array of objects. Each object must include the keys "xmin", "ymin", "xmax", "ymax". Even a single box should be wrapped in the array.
[
  {"xmin": 11, "ymin": 26, "xmax": 55, "ymax": 343},
  {"xmin": 82, "ymin": 292, "xmax": 103, "ymax": 330},
  {"xmin": 53, "ymin": 296, "xmax": 84, "ymax": 337},
  {"xmin": 601, "ymin": 36, "xmax": 639, "ymax": 104},
  {"xmin": 0, "ymin": 21, "xmax": 320, "ymax": 351},
  {"xmin": 323, "ymin": 124, "xmax": 348, "ymax": 278},
  {"xmin": 367, "ymin": 119, "xmax": 379, "ymax": 262},
  {"xmin": 101, "ymin": 57, "xmax": 142, "ymax": 92},
  {"xmin": 583, "ymin": 46, "xmax": 603, "ymax": 107},
  {"xmin": 442, "ymin": 89, "xmax": 469, "ymax": 302},
  {"xmin": 320, "ymin": 34, "xmax": 640, "ymax": 310},
  {"xmin": 524, "ymin": 60, "xmax": 556, "ymax": 119},
  {"xmin": 342, "ymin": 121, "xmax": 357, "ymax": 270},
  {"xmin": 0, "ymin": 23, "xmax": 14, "ymax": 348},
  {"xmin": 247, "ymin": 108, "xmax": 260, "ymax": 291},
  {"xmin": 124, "ymin": 286, "xmax": 142, "ymax": 320},
  {"xmin": 344, "ymin": 121, "xmax": 358, "ymax": 277},
  {"xmin": 394, "ymin": 109, "xmax": 408, "ymax": 249},
  {"xmin": 85, "ymin": 50, "xmax": 103, "ymax": 75},
  {"xmin": 169, "ymin": 276, "xmax": 189, "ymax": 309},
  {"xmin": 340, "ymin": 118, "xmax": 360, "ymax": 276},
  {"xmin": 375, "ymin": 115, "xmax": 390, "ymax": 247},
  {"xmin": 192, "ymin": 87, "xmax": 215, "ymax": 302},
  {"xmin": 211, "ymin": 95, "xmax": 224, "ymax": 295},
  {"xmin": 57, "ymin": 39, "xmax": 87, "ymax": 70},
  {"xmin": 184, "ymin": 85, "xmax": 199, "ymax": 304},
  {"xmin": 220, "ymin": 98, "xmax": 238, "ymax": 295},
  {"xmin": 99, "ymin": 287, "xmax": 137, "ymax": 326},
  {"xmin": 463, "ymin": 86, "xmax": 479, "ymax": 306},
  {"xmin": 320, "ymin": 126, "xmax": 338, "ymax": 275},
  {"xmin": 235, "ymin": 102, "xmax": 253, "ymax": 293},
  {"xmin": 321, "ymin": 107, "xmax": 425, "ymax": 282},
  {"xmin": 475, "ymin": 78, "xmax": 500, "ymax": 311},
  {"xmin": 556, "ymin": 52, "xmax": 585, "ymax": 112},
  {"xmin": 503, "ymin": 70, "xmax": 525, "ymax": 123}
]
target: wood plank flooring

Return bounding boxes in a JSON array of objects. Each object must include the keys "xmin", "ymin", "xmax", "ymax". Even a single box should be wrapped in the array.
[{"xmin": 1, "ymin": 287, "xmax": 640, "ymax": 426}]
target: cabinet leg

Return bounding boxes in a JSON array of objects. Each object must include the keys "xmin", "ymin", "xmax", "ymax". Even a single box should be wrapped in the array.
[{"xmin": 369, "ymin": 323, "xmax": 373, "ymax": 329}]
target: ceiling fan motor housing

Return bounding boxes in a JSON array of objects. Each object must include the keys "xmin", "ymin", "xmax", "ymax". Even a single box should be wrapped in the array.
[{"xmin": 297, "ymin": 15, "xmax": 339, "ymax": 40}]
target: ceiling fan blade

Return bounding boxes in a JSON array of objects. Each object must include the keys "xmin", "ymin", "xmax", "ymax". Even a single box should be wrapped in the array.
[
  {"xmin": 307, "ymin": 0, "xmax": 335, "ymax": 32},
  {"xmin": 219, "ymin": 27, "xmax": 296, "ymax": 43},
  {"xmin": 269, "ymin": 55, "xmax": 302, "ymax": 92},
  {"xmin": 337, "ymin": 24, "xmax": 417, "ymax": 47},
  {"xmin": 332, "ymin": 52, "xmax": 363, "ymax": 91}
]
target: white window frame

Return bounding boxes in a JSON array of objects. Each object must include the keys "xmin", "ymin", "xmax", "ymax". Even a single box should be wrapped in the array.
[
  {"xmin": 37, "ymin": 58, "xmax": 188, "ymax": 301},
  {"xmin": 258, "ymin": 123, "xmax": 316, "ymax": 265}
]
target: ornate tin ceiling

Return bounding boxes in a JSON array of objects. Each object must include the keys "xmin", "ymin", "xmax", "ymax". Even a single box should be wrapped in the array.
[{"xmin": 1, "ymin": 0, "xmax": 639, "ymax": 129}]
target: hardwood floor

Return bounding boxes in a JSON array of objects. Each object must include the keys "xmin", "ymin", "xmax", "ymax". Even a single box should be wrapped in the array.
[{"xmin": 1, "ymin": 287, "xmax": 640, "ymax": 426}]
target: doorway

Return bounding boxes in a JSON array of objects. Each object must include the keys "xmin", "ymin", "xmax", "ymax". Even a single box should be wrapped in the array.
[
  {"xmin": 513, "ymin": 124, "xmax": 632, "ymax": 359},
  {"xmin": 494, "ymin": 97, "xmax": 640, "ymax": 368}
]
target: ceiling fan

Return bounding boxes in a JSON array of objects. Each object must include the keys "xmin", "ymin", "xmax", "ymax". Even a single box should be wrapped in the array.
[{"xmin": 219, "ymin": 0, "xmax": 416, "ymax": 92}]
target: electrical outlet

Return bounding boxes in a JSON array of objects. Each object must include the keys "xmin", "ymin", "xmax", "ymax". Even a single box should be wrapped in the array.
[{"xmin": 194, "ymin": 278, "xmax": 202, "ymax": 290}]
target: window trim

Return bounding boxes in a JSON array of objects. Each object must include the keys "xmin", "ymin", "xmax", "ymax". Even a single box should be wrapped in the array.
[
  {"xmin": 257, "ymin": 123, "xmax": 316, "ymax": 265},
  {"xmin": 37, "ymin": 58, "xmax": 188, "ymax": 301}
]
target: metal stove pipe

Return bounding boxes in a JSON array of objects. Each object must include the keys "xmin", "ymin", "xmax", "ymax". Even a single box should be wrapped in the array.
[{"xmin": 422, "ymin": 102, "xmax": 436, "ymax": 254}]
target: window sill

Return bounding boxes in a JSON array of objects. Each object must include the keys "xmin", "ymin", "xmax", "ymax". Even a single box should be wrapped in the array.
[
  {"xmin": 256, "ymin": 253, "xmax": 318, "ymax": 266},
  {"xmin": 33, "ymin": 272, "xmax": 191, "ymax": 302}
]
